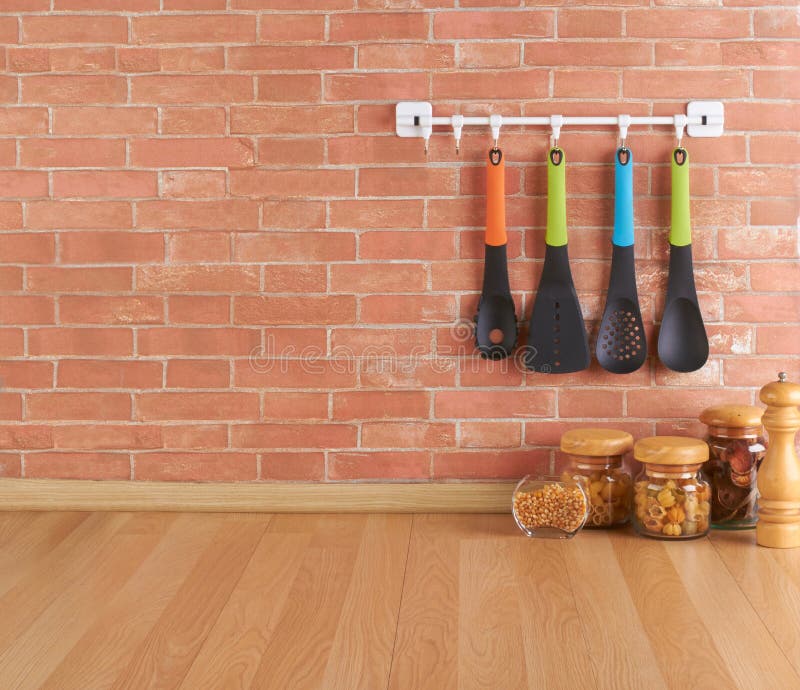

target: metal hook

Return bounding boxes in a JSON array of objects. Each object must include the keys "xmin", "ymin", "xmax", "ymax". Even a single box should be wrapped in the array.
[
  {"xmin": 452, "ymin": 114, "xmax": 464, "ymax": 155},
  {"xmin": 618, "ymin": 114, "xmax": 631, "ymax": 151},
  {"xmin": 489, "ymin": 114, "xmax": 502, "ymax": 152},
  {"xmin": 550, "ymin": 114, "xmax": 563, "ymax": 149},
  {"xmin": 674, "ymin": 113, "xmax": 687, "ymax": 148}
]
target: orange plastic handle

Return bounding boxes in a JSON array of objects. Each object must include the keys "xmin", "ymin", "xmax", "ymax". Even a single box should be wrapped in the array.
[{"xmin": 485, "ymin": 148, "xmax": 507, "ymax": 247}]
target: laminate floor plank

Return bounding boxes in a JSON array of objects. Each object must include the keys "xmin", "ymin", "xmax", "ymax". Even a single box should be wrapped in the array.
[
  {"xmin": 0, "ymin": 513, "xmax": 175, "ymax": 690},
  {"xmin": 0, "ymin": 511, "xmax": 89, "ymax": 597},
  {"xmin": 710, "ymin": 530, "xmax": 800, "ymax": 678},
  {"xmin": 0, "ymin": 512, "xmax": 133, "ymax": 653},
  {"xmin": 562, "ymin": 531, "xmax": 667, "ymax": 690},
  {"xmin": 111, "ymin": 514, "xmax": 270, "ymax": 690},
  {"xmin": 41, "ymin": 513, "xmax": 229, "ymax": 690}
]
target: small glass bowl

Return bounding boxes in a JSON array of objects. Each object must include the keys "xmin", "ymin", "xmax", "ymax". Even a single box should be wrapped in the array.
[{"xmin": 512, "ymin": 474, "xmax": 590, "ymax": 539}]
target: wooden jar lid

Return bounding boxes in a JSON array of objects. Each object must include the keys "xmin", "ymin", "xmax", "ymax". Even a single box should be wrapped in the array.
[
  {"xmin": 560, "ymin": 428, "xmax": 634, "ymax": 457},
  {"xmin": 699, "ymin": 404, "xmax": 764, "ymax": 429},
  {"xmin": 760, "ymin": 372, "xmax": 800, "ymax": 408},
  {"xmin": 634, "ymin": 436, "xmax": 709, "ymax": 466}
]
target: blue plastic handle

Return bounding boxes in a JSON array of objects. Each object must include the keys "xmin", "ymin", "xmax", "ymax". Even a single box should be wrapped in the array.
[{"xmin": 612, "ymin": 148, "xmax": 634, "ymax": 247}]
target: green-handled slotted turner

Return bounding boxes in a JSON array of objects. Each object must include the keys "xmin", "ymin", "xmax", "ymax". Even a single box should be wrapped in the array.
[
  {"xmin": 657, "ymin": 147, "xmax": 709, "ymax": 372},
  {"xmin": 524, "ymin": 147, "xmax": 590, "ymax": 374}
]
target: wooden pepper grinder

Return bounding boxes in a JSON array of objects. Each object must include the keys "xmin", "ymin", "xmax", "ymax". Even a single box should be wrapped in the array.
[{"xmin": 757, "ymin": 372, "xmax": 800, "ymax": 548}]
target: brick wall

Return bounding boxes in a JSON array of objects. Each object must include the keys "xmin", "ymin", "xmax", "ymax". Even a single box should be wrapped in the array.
[{"xmin": 0, "ymin": 1, "xmax": 797, "ymax": 482}]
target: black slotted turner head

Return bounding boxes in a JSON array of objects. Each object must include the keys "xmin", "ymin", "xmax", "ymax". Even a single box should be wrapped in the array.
[
  {"xmin": 524, "ymin": 147, "xmax": 590, "ymax": 374},
  {"xmin": 475, "ymin": 147, "xmax": 517, "ymax": 359},
  {"xmin": 597, "ymin": 147, "xmax": 647, "ymax": 373}
]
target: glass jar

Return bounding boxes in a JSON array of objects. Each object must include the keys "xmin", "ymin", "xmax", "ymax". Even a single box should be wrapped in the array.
[
  {"xmin": 512, "ymin": 475, "xmax": 589, "ymax": 539},
  {"xmin": 699, "ymin": 405, "xmax": 766, "ymax": 530},
  {"xmin": 632, "ymin": 436, "xmax": 711, "ymax": 540},
  {"xmin": 559, "ymin": 428, "xmax": 633, "ymax": 528}
]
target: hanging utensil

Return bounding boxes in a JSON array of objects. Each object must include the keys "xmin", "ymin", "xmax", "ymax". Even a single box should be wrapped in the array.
[
  {"xmin": 657, "ymin": 147, "xmax": 709, "ymax": 372},
  {"xmin": 596, "ymin": 147, "xmax": 647, "ymax": 373},
  {"xmin": 524, "ymin": 147, "xmax": 590, "ymax": 373},
  {"xmin": 475, "ymin": 147, "xmax": 517, "ymax": 359}
]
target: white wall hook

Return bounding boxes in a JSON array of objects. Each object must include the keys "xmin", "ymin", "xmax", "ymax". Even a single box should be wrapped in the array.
[
  {"xmin": 550, "ymin": 114, "xmax": 563, "ymax": 147},
  {"xmin": 618, "ymin": 114, "xmax": 631, "ymax": 148},
  {"xmin": 489, "ymin": 114, "xmax": 502, "ymax": 149},
  {"xmin": 452, "ymin": 114, "xmax": 464, "ymax": 155}
]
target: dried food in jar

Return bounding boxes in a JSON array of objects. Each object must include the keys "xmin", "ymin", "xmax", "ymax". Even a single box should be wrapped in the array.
[{"xmin": 512, "ymin": 477, "xmax": 589, "ymax": 539}]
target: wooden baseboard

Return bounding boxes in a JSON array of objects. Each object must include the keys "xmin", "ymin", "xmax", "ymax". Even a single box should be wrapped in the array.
[{"xmin": 0, "ymin": 478, "xmax": 515, "ymax": 513}]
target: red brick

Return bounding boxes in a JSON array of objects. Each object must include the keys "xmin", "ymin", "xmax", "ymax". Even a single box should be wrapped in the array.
[
  {"xmin": 257, "ymin": 75, "xmax": 321, "ymax": 103},
  {"xmin": 258, "ymin": 138, "xmax": 325, "ymax": 167},
  {"xmin": 750, "ymin": 135, "xmax": 800, "ymax": 165},
  {"xmin": 0, "ymin": 394, "xmax": 22, "ymax": 421},
  {"xmin": 131, "ymin": 138, "xmax": 253, "ymax": 168},
  {"xmin": 261, "ymin": 201, "xmax": 326, "ymax": 228},
  {"xmin": 166, "ymin": 360, "xmax": 230, "ymax": 389},
  {"xmin": 28, "ymin": 328, "xmax": 133, "ymax": 356},
  {"xmin": 233, "ymin": 0, "xmax": 351, "ymax": 7},
  {"xmin": 433, "ymin": 70, "xmax": 548, "ymax": 99},
  {"xmin": 0, "ymin": 171, "xmax": 48, "ymax": 199},
  {"xmin": 754, "ymin": 70, "xmax": 800, "ymax": 99},
  {"xmin": 53, "ymin": 425, "xmax": 162, "ymax": 451},
  {"xmin": 359, "ymin": 167, "xmax": 457, "ymax": 197},
  {"xmin": 0, "ymin": 296, "xmax": 54, "ymax": 325},
  {"xmin": 161, "ymin": 108, "xmax": 226, "ymax": 135},
  {"xmin": 117, "ymin": 47, "xmax": 160, "ymax": 73},
  {"xmin": 26, "ymin": 201, "xmax": 132, "ymax": 230},
  {"xmin": 0, "ymin": 267, "xmax": 21, "ymax": 291},
  {"xmin": 327, "ymin": 136, "xmax": 426, "ymax": 165},
  {"xmin": 330, "ymin": 264, "xmax": 426, "ymax": 293},
  {"xmin": 750, "ymin": 263, "xmax": 800, "ymax": 291},
  {"xmin": 264, "ymin": 264, "xmax": 326, "ymax": 293},
  {"xmin": 53, "ymin": 171, "xmax": 157, "ymax": 199},
  {"xmin": 55, "ymin": 0, "xmax": 159, "ymax": 8},
  {"xmin": 26, "ymin": 453, "xmax": 130, "ymax": 480},
  {"xmin": 228, "ymin": 46, "xmax": 354, "ymax": 71},
  {"xmin": 460, "ymin": 421, "xmax": 522, "ymax": 448},
  {"xmin": 0, "ymin": 361, "xmax": 53, "ymax": 389},
  {"xmin": 754, "ymin": 8, "xmax": 800, "ymax": 37},
  {"xmin": 361, "ymin": 422, "xmax": 455, "ymax": 449},
  {"xmin": 0, "ymin": 16, "xmax": 18, "ymax": 44},
  {"xmin": 235, "ymin": 295, "xmax": 357, "ymax": 325},
  {"xmin": 435, "ymin": 390, "xmax": 555, "ymax": 418},
  {"xmin": 558, "ymin": 389, "xmax": 625, "ymax": 418},
  {"xmin": 0, "ymin": 425, "xmax": 53, "ymax": 450},
  {"xmin": 7, "ymin": 48, "xmax": 49, "ymax": 73},
  {"xmin": 0, "ymin": 107, "xmax": 48, "ymax": 135},
  {"xmin": 60, "ymin": 232, "xmax": 164, "ymax": 264},
  {"xmin": 326, "ymin": 72, "xmax": 427, "ymax": 102},
  {"xmin": 262, "ymin": 392, "xmax": 328, "ymax": 421},
  {"xmin": 136, "ymin": 265, "xmax": 259, "ymax": 292},
  {"xmin": 329, "ymin": 451, "xmax": 429, "ymax": 480},
  {"xmin": 131, "ymin": 76, "xmax": 253, "ymax": 104},
  {"xmin": 726, "ymin": 102, "xmax": 800, "ymax": 132},
  {"xmin": 136, "ymin": 201, "xmax": 259, "ymax": 230},
  {"xmin": 261, "ymin": 453, "xmax": 325, "ymax": 481},
  {"xmin": 435, "ymin": 10, "xmax": 551, "ymax": 38},
  {"xmin": 360, "ymin": 295, "xmax": 456, "ymax": 324},
  {"xmin": 526, "ymin": 41, "xmax": 651, "ymax": 66},
  {"xmin": 719, "ymin": 168, "xmax": 796, "ymax": 198},
  {"xmin": 627, "ymin": 9, "xmax": 750, "ymax": 37},
  {"xmin": 21, "ymin": 264, "xmax": 130, "ymax": 296},
  {"xmin": 159, "ymin": 47, "xmax": 225, "ymax": 72},
  {"xmin": 757, "ymin": 326, "xmax": 800, "ymax": 355},
  {"xmin": 723, "ymin": 358, "xmax": 791, "ymax": 387},
  {"xmin": 52, "ymin": 107, "xmax": 157, "ymax": 135},
  {"xmin": 332, "ymin": 391, "xmax": 429, "ymax": 420},
  {"xmin": 234, "ymin": 356, "xmax": 356, "ymax": 390},
  {"xmin": 259, "ymin": 14, "xmax": 325, "ymax": 42},
  {"xmin": 707, "ymin": 325, "xmax": 753, "ymax": 355},
  {"xmin": 20, "ymin": 138, "xmax": 125, "ymax": 167},
  {"xmin": 0, "ymin": 141, "xmax": 17, "ymax": 167},
  {"xmin": 50, "ymin": 47, "xmax": 116, "ymax": 72},
  {"xmin": 57, "ymin": 360, "xmax": 163, "ymax": 389},
  {"xmin": 161, "ymin": 171, "xmax": 226, "ymax": 199},
  {"xmin": 359, "ymin": 43, "xmax": 454, "ymax": 70},
  {"xmin": 0, "ymin": 77, "xmax": 16, "ymax": 103},
  {"xmin": 458, "ymin": 43, "xmax": 520, "ymax": 69},
  {"xmin": 624, "ymin": 69, "xmax": 748, "ymax": 98},
  {"xmin": 163, "ymin": 0, "xmax": 225, "ymax": 7},
  {"xmin": 169, "ymin": 232, "xmax": 231, "ymax": 263},
  {"xmin": 751, "ymin": 199, "xmax": 799, "ymax": 227},
  {"xmin": 135, "ymin": 453, "xmax": 257, "ymax": 481},
  {"xmin": 656, "ymin": 42, "xmax": 722, "ymax": 66},
  {"xmin": 559, "ymin": 9, "xmax": 622, "ymax": 37},
  {"xmin": 722, "ymin": 41, "xmax": 800, "ymax": 67},
  {"xmin": 27, "ymin": 393, "xmax": 131, "ymax": 421},
  {"xmin": 0, "ymin": 203, "xmax": 22, "ymax": 230},
  {"xmin": 726, "ymin": 295, "xmax": 800, "ymax": 323},
  {"xmin": 132, "ymin": 15, "xmax": 256, "ymax": 43},
  {"xmin": 162, "ymin": 424, "xmax": 227, "ymax": 450},
  {"xmin": 360, "ymin": 230, "xmax": 456, "ymax": 260},
  {"xmin": 0, "ymin": 233, "xmax": 54, "ymax": 263},
  {"xmin": 137, "ymin": 392, "xmax": 259, "ymax": 421},
  {"xmin": 627, "ymin": 389, "xmax": 747, "ymax": 419},
  {"xmin": 0, "ymin": 330, "xmax": 24, "ymax": 357},
  {"xmin": 328, "ymin": 200, "xmax": 424, "ymax": 228},
  {"xmin": 231, "ymin": 105, "xmax": 353, "ymax": 135},
  {"xmin": 138, "ymin": 328, "xmax": 259, "ymax": 356},
  {"xmin": 23, "ymin": 16, "xmax": 128, "ymax": 43},
  {"xmin": 60, "ymin": 296, "xmax": 164, "ymax": 325},
  {"xmin": 554, "ymin": 70, "xmax": 620, "ymax": 98},
  {"xmin": 330, "ymin": 13, "xmax": 428, "ymax": 41},
  {"xmin": 168, "ymin": 296, "xmax": 230, "ymax": 324},
  {"xmin": 232, "ymin": 423, "xmax": 357, "ymax": 449},
  {"xmin": 230, "ymin": 169, "xmax": 354, "ymax": 199},
  {"xmin": 433, "ymin": 450, "xmax": 550, "ymax": 479}
]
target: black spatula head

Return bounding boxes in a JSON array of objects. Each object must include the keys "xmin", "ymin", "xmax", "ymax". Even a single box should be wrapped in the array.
[
  {"xmin": 475, "ymin": 244, "xmax": 517, "ymax": 359},
  {"xmin": 596, "ymin": 244, "xmax": 647, "ymax": 373},
  {"xmin": 524, "ymin": 244, "xmax": 590, "ymax": 373}
]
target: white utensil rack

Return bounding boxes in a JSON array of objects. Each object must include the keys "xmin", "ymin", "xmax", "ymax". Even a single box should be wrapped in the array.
[{"xmin": 396, "ymin": 100, "xmax": 724, "ymax": 152}]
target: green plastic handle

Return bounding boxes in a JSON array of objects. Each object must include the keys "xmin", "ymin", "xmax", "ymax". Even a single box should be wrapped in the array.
[
  {"xmin": 670, "ymin": 147, "xmax": 691, "ymax": 247},
  {"xmin": 546, "ymin": 147, "xmax": 567, "ymax": 247}
]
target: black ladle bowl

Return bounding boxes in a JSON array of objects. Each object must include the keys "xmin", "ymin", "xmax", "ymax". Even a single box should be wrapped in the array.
[{"xmin": 658, "ymin": 295, "xmax": 708, "ymax": 372}]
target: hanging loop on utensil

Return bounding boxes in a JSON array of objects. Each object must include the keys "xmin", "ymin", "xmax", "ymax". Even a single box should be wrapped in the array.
[
  {"xmin": 489, "ymin": 147, "xmax": 502, "ymax": 166},
  {"xmin": 489, "ymin": 114, "xmax": 502, "ymax": 151},
  {"xmin": 451, "ymin": 114, "xmax": 464, "ymax": 155},
  {"xmin": 618, "ymin": 114, "xmax": 631, "ymax": 151},
  {"xmin": 674, "ymin": 114, "xmax": 687, "ymax": 148},
  {"xmin": 673, "ymin": 147, "xmax": 687, "ymax": 166},
  {"xmin": 550, "ymin": 114, "xmax": 563, "ymax": 148}
]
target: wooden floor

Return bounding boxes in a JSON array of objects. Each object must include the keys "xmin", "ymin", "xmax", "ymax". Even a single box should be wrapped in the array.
[{"xmin": 1, "ymin": 513, "xmax": 799, "ymax": 689}]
